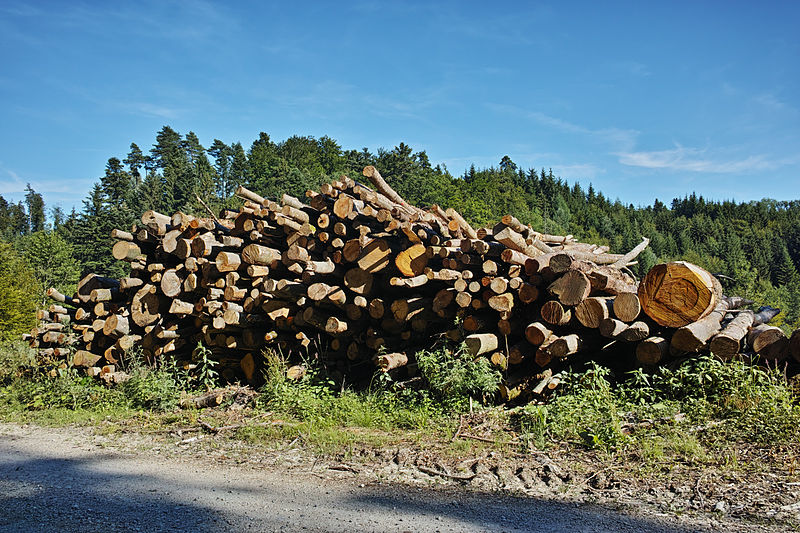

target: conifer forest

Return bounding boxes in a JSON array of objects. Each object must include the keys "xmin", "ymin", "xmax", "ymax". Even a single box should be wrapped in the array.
[{"xmin": 2, "ymin": 126, "xmax": 799, "ymax": 343}]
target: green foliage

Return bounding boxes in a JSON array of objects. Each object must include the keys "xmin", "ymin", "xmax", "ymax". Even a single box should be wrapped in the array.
[
  {"xmin": 257, "ymin": 349, "xmax": 438, "ymax": 432},
  {"xmin": 0, "ymin": 242, "xmax": 40, "ymax": 340},
  {"xmin": 119, "ymin": 363, "xmax": 180, "ymax": 411},
  {"xmin": 516, "ymin": 356, "xmax": 800, "ymax": 453},
  {"xmin": 1, "ymin": 366, "xmax": 123, "ymax": 411},
  {"xmin": 24, "ymin": 184, "xmax": 45, "ymax": 233},
  {"xmin": 0, "ymin": 340, "xmax": 36, "ymax": 384},
  {"xmin": 16, "ymin": 230, "xmax": 81, "ymax": 300},
  {"xmin": 415, "ymin": 344, "xmax": 501, "ymax": 409},
  {"xmin": 539, "ymin": 363, "xmax": 629, "ymax": 450},
  {"xmin": 192, "ymin": 342, "xmax": 219, "ymax": 390},
  {"xmin": 619, "ymin": 356, "xmax": 800, "ymax": 443}
]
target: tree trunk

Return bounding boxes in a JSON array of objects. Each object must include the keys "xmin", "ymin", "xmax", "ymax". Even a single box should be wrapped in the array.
[{"xmin": 709, "ymin": 310, "xmax": 754, "ymax": 360}]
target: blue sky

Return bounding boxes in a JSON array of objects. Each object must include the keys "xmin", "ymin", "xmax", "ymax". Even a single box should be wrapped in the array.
[{"xmin": 1, "ymin": 1, "xmax": 798, "ymax": 212}]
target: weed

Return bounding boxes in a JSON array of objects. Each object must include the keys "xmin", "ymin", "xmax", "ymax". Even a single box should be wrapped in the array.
[
  {"xmin": 192, "ymin": 342, "xmax": 219, "ymax": 390},
  {"xmin": 0, "ymin": 366, "xmax": 123, "ymax": 413},
  {"xmin": 546, "ymin": 363, "xmax": 628, "ymax": 450},
  {"xmin": 0, "ymin": 340, "xmax": 36, "ymax": 383},
  {"xmin": 414, "ymin": 343, "xmax": 501, "ymax": 410},
  {"xmin": 119, "ymin": 364, "xmax": 180, "ymax": 411}
]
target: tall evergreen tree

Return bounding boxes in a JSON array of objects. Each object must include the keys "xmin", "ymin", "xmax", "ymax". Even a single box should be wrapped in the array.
[
  {"xmin": 123, "ymin": 142, "xmax": 146, "ymax": 188},
  {"xmin": 24, "ymin": 184, "xmax": 45, "ymax": 233},
  {"xmin": 208, "ymin": 139, "xmax": 233, "ymax": 199}
]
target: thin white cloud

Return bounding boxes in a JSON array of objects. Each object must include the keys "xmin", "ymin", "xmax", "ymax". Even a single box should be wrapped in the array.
[
  {"xmin": 0, "ymin": 3, "xmax": 42, "ymax": 16},
  {"xmin": 553, "ymin": 163, "xmax": 605, "ymax": 179},
  {"xmin": 617, "ymin": 145, "xmax": 779, "ymax": 173},
  {"xmin": 753, "ymin": 92, "xmax": 798, "ymax": 115},
  {"xmin": 489, "ymin": 104, "xmax": 640, "ymax": 152},
  {"xmin": 121, "ymin": 102, "xmax": 181, "ymax": 120}
]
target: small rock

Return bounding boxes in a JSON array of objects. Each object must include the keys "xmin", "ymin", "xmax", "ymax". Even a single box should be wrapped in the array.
[{"xmin": 713, "ymin": 500, "xmax": 728, "ymax": 514}]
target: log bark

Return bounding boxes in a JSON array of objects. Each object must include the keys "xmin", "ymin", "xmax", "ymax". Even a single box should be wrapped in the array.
[
  {"xmin": 636, "ymin": 336, "xmax": 669, "ymax": 365},
  {"xmin": 377, "ymin": 352, "xmax": 408, "ymax": 372},
  {"xmin": 599, "ymin": 318, "xmax": 628, "ymax": 339},
  {"xmin": 357, "ymin": 239, "xmax": 391, "ymax": 273},
  {"xmin": 494, "ymin": 227, "xmax": 541, "ymax": 258},
  {"xmin": 789, "ymin": 329, "xmax": 800, "ymax": 363},
  {"xmin": 102, "ymin": 314, "xmax": 129, "ymax": 337},
  {"xmin": 464, "ymin": 333, "xmax": 498, "ymax": 356},
  {"xmin": 618, "ymin": 321, "xmax": 649, "ymax": 342},
  {"xmin": 670, "ymin": 301, "xmax": 730, "ymax": 353},
  {"xmin": 546, "ymin": 334, "xmax": 582, "ymax": 359},
  {"xmin": 242, "ymin": 244, "xmax": 281, "ymax": 266},
  {"xmin": 709, "ymin": 311, "xmax": 754, "ymax": 360},
  {"xmin": 747, "ymin": 324, "xmax": 789, "ymax": 362},
  {"xmin": 362, "ymin": 166, "xmax": 409, "ymax": 209}
]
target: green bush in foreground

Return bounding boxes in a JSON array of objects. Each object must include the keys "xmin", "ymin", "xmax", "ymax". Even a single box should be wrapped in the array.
[
  {"xmin": 0, "ymin": 242, "xmax": 40, "ymax": 340},
  {"xmin": 256, "ymin": 350, "xmax": 440, "ymax": 432},
  {"xmin": 516, "ymin": 356, "xmax": 800, "ymax": 451},
  {"xmin": 414, "ymin": 343, "xmax": 502, "ymax": 409}
]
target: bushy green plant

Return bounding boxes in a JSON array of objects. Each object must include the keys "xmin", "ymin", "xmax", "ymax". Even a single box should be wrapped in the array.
[
  {"xmin": 256, "ymin": 349, "xmax": 439, "ymax": 432},
  {"xmin": 415, "ymin": 343, "xmax": 501, "ymax": 410},
  {"xmin": 546, "ymin": 363, "xmax": 628, "ymax": 450},
  {"xmin": 0, "ymin": 340, "xmax": 36, "ymax": 384},
  {"xmin": 258, "ymin": 349, "xmax": 335, "ymax": 420},
  {"xmin": 119, "ymin": 365, "xmax": 180, "ymax": 411},
  {"xmin": 0, "ymin": 242, "xmax": 40, "ymax": 340},
  {"xmin": 192, "ymin": 342, "xmax": 219, "ymax": 390},
  {"xmin": 1, "ymin": 367, "xmax": 122, "ymax": 411},
  {"xmin": 624, "ymin": 356, "xmax": 800, "ymax": 443}
]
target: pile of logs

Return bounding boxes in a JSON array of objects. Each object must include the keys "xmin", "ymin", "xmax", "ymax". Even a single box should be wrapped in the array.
[{"xmin": 27, "ymin": 165, "xmax": 800, "ymax": 401}]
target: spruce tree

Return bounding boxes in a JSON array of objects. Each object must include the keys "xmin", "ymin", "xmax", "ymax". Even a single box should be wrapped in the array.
[{"xmin": 24, "ymin": 184, "xmax": 45, "ymax": 233}]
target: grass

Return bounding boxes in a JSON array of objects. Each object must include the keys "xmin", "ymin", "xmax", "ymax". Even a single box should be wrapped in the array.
[
  {"xmin": 510, "ymin": 356, "xmax": 800, "ymax": 474},
  {"xmin": 2, "ymin": 338, "xmax": 799, "ymax": 473}
]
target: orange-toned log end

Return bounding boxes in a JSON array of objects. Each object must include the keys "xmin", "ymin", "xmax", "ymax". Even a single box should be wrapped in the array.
[
  {"xmin": 638, "ymin": 261, "xmax": 722, "ymax": 328},
  {"xmin": 395, "ymin": 243, "xmax": 428, "ymax": 277}
]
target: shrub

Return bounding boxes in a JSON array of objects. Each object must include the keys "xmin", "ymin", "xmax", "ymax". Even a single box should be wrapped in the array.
[
  {"xmin": 415, "ymin": 344, "xmax": 501, "ymax": 410},
  {"xmin": 118, "ymin": 347, "xmax": 181, "ymax": 410},
  {"xmin": 0, "ymin": 242, "xmax": 39, "ymax": 340},
  {"xmin": 119, "ymin": 365, "xmax": 180, "ymax": 411},
  {"xmin": 544, "ymin": 363, "xmax": 628, "ymax": 450}
]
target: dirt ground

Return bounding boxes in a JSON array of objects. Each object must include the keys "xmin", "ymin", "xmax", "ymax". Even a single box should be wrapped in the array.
[{"xmin": 1, "ymin": 418, "xmax": 798, "ymax": 532}]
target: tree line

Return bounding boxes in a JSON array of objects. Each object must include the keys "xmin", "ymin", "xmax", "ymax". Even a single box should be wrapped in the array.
[{"xmin": 2, "ymin": 125, "xmax": 799, "ymax": 339}]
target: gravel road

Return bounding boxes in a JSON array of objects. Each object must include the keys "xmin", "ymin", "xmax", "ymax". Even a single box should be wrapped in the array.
[{"xmin": 0, "ymin": 423, "xmax": 758, "ymax": 532}]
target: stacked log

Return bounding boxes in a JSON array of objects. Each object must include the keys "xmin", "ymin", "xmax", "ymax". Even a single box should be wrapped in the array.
[{"xmin": 29, "ymin": 166, "xmax": 800, "ymax": 401}]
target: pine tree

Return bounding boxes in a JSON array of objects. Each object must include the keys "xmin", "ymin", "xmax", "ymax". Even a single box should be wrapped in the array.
[
  {"xmin": 229, "ymin": 142, "xmax": 250, "ymax": 197},
  {"xmin": 18, "ymin": 230, "xmax": 81, "ymax": 300},
  {"xmin": 771, "ymin": 241, "xmax": 797, "ymax": 287},
  {"xmin": 151, "ymin": 126, "xmax": 189, "ymax": 212},
  {"xmin": 208, "ymin": 139, "xmax": 233, "ymax": 199},
  {"xmin": 123, "ymin": 142, "xmax": 146, "ymax": 188},
  {"xmin": 24, "ymin": 184, "xmax": 45, "ymax": 233}
]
